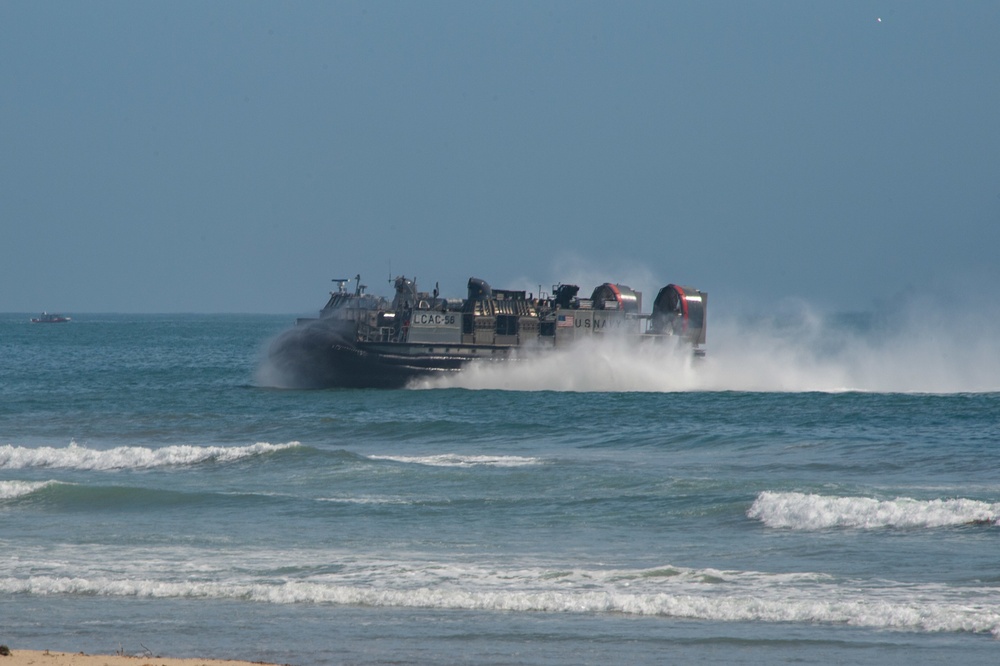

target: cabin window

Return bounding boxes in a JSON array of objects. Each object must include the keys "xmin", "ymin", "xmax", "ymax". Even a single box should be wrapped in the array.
[{"xmin": 496, "ymin": 315, "xmax": 518, "ymax": 336}]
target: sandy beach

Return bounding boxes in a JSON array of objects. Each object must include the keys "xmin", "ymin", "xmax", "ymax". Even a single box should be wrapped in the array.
[{"xmin": 0, "ymin": 650, "xmax": 282, "ymax": 666}]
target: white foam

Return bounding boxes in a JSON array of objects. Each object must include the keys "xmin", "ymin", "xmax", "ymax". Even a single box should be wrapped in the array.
[
  {"xmin": 748, "ymin": 491, "xmax": 1000, "ymax": 529},
  {"xmin": 0, "ymin": 480, "xmax": 61, "ymax": 500},
  {"xmin": 367, "ymin": 453, "xmax": 541, "ymax": 468},
  {"xmin": 3, "ymin": 539, "xmax": 999, "ymax": 636},
  {"xmin": 3, "ymin": 561, "xmax": 998, "ymax": 636},
  {"xmin": 0, "ymin": 441, "xmax": 300, "ymax": 471}
]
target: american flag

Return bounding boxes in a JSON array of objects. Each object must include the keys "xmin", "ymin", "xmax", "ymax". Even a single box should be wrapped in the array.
[{"xmin": 557, "ymin": 314, "xmax": 574, "ymax": 327}]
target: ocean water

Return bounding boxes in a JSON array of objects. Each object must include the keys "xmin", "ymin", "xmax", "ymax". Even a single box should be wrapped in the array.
[{"xmin": 2, "ymin": 311, "xmax": 999, "ymax": 665}]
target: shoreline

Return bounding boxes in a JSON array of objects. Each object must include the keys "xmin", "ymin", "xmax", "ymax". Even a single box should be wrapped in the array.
[{"xmin": 0, "ymin": 650, "xmax": 284, "ymax": 666}]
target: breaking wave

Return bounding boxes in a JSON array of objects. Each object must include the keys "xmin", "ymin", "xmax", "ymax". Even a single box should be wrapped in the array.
[
  {"xmin": 3, "ymin": 560, "xmax": 999, "ymax": 636},
  {"xmin": 0, "ymin": 479, "xmax": 64, "ymax": 500},
  {"xmin": 0, "ymin": 441, "xmax": 301, "ymax": 471},
  {"xmin": 748, "ymin": 491, "xmax": 1000, "ymax": 529}
]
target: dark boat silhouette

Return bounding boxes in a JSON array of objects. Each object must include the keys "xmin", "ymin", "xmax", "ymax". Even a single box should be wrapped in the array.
[{"xmin": 31, "ymin": 312, "xmax": 71, "ymax": 323}]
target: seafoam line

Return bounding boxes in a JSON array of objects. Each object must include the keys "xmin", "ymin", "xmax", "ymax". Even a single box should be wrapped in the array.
[
  {"xmin": 2, "ymin": 571, "xmax": 998, "ymax": 636},
  {"xmin": 366, "ymin": 454, "xmax": 541, "ymax": 468}
]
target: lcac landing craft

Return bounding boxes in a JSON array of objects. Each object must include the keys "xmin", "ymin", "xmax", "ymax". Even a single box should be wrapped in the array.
[{"xmin": 267, "ymin": 274, "xmax": 706, "ymax": 389}]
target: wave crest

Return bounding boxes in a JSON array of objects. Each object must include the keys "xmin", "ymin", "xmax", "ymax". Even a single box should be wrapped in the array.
[
  {"xmin": 0, "ymin": 441, "xmax": 301, "ymax": 471},
  {"xmin": 748, "ymin": 491, "xmax": 1000, "ymax": 529},
  {"xmin": 0, "ymin": 480, "xmax": 63, "ymax": 500}
]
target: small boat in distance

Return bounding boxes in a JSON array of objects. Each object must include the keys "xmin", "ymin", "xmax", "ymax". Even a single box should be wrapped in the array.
[{"xmin": 31, "ymin": 312, "xmax": 71, "ymax": 323}]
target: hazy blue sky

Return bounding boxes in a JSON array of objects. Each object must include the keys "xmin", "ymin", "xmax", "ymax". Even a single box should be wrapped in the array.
[{"xmin": 2, "ymin": 1, "xmax": 998, "ymax": 314}]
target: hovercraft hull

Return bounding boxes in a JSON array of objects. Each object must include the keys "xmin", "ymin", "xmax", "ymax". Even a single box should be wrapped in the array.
[{"xmin": 265, "ymin": 274, "xmax": 706, "ymax": 389}]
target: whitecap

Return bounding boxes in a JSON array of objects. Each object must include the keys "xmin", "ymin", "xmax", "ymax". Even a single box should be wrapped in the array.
[
  {"xmin": 748, "ymin": 491, "xmax": 1000, "ymax": 529},
  {"xmin": 0, "ymin": 479, "xmax": 62, "ymax": 500},
  {"xmin": 0, "ymin": 441, "xmax": 301, "ymax": 471}
]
